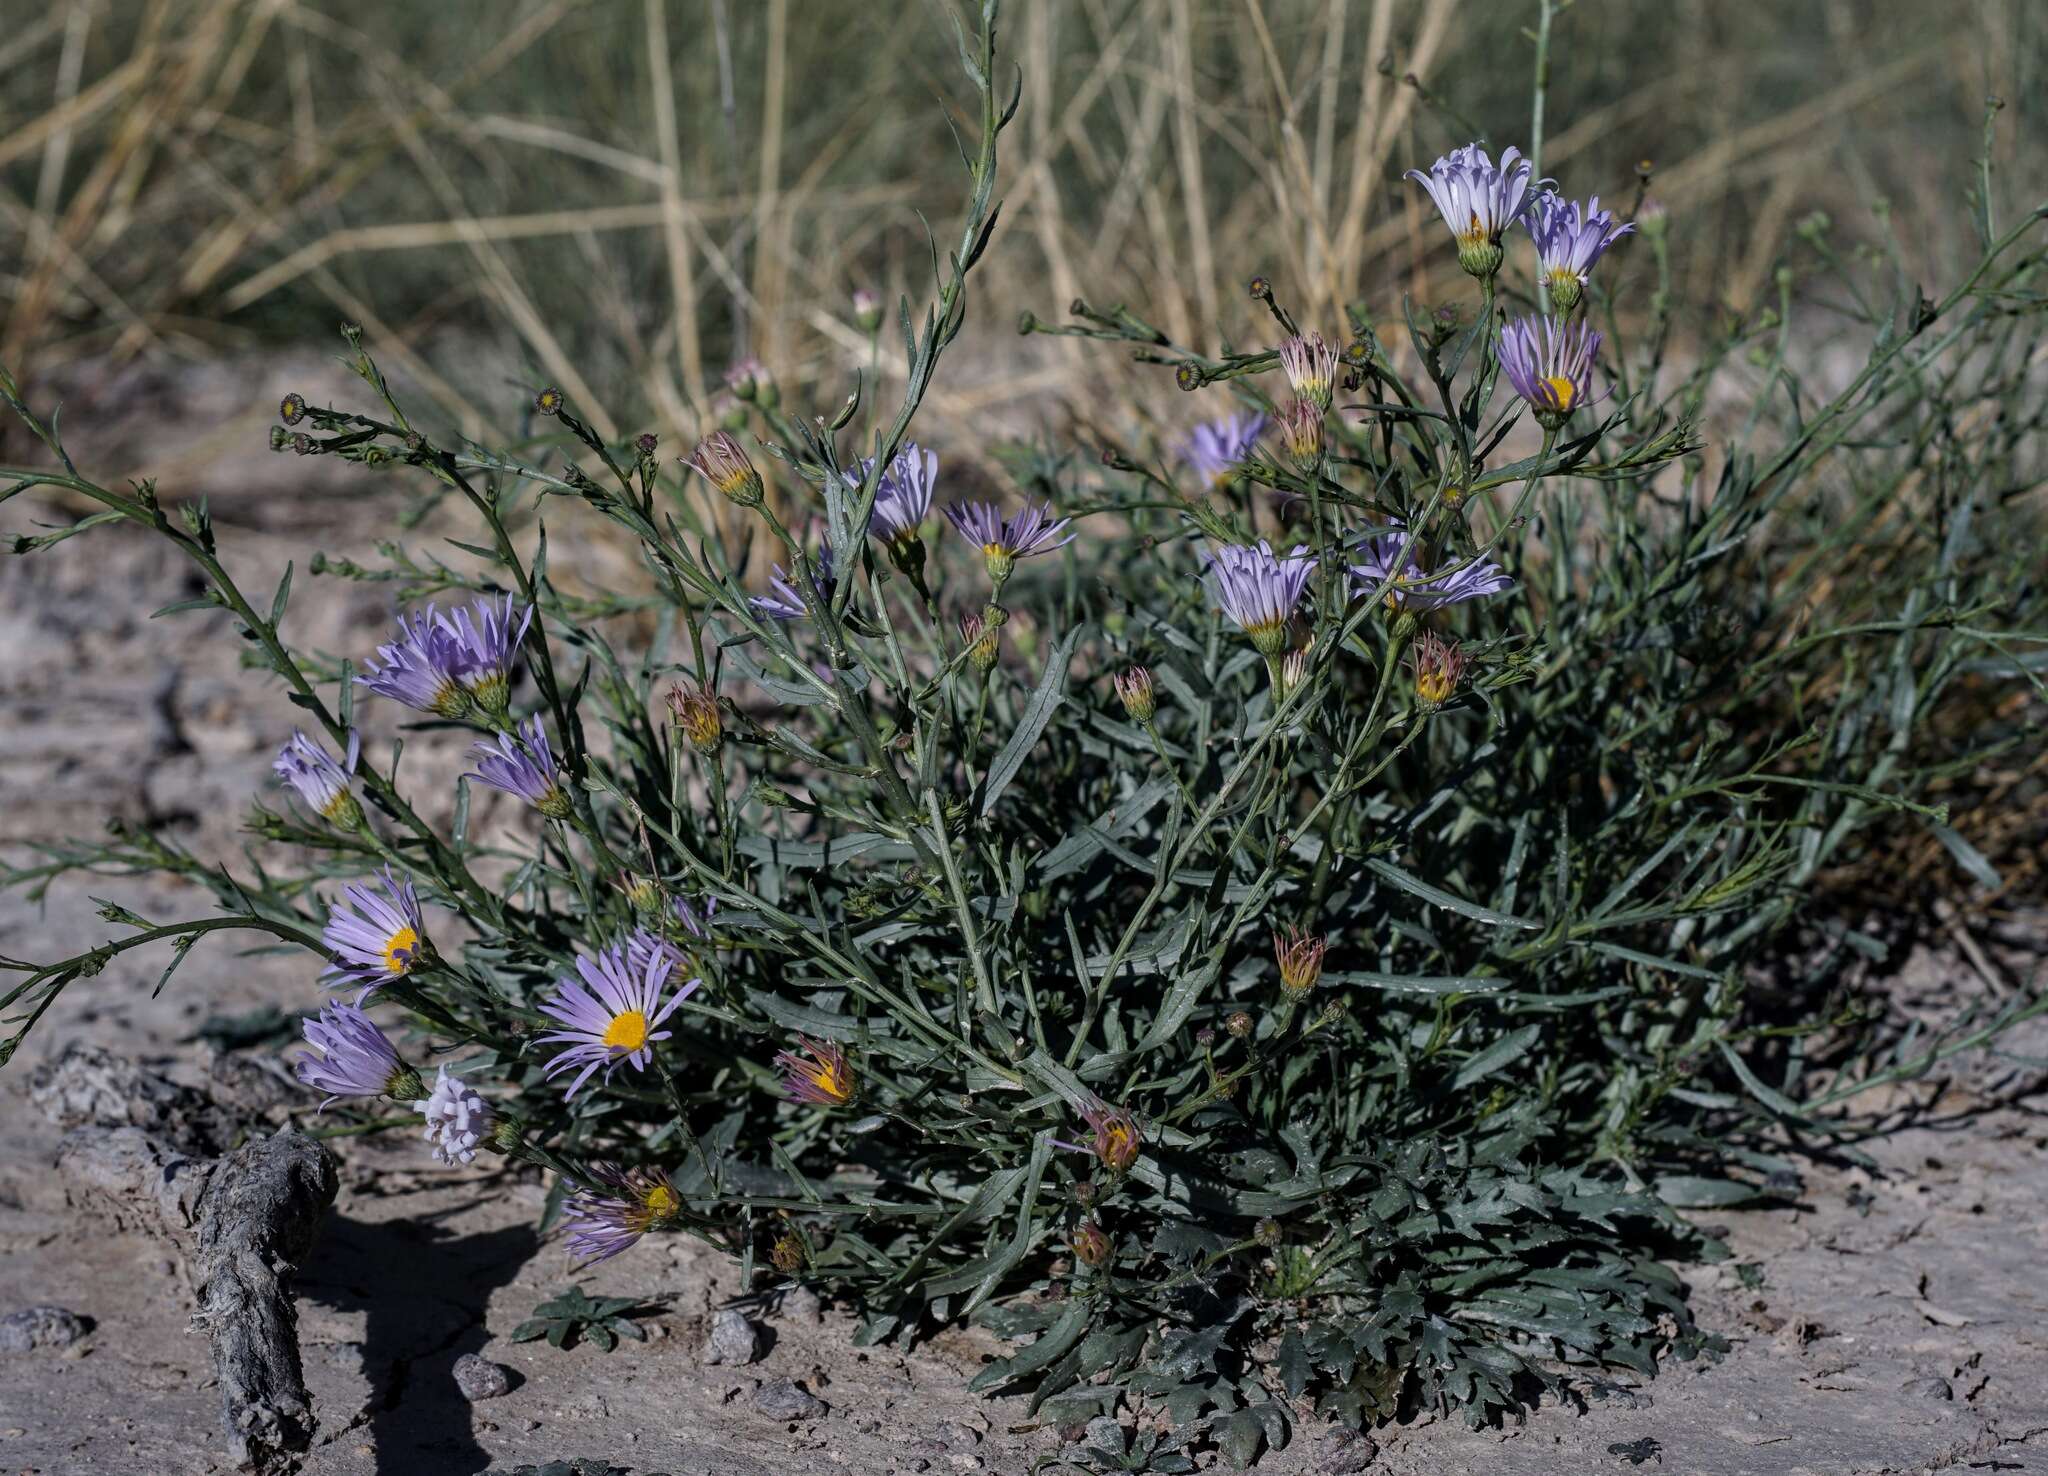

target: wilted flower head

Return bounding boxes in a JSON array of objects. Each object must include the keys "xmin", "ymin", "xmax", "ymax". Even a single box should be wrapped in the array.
[
  {"xmin": 274, "ymin": 730, "xmax": 363, "ymax": 829},
  {"xmin": 1348, "ymin": 523, "xmax": 1514, "ymax": 611},
  {"xmin": 1275, "ymin": 646, "xmax": 1313, "ymax": 702},
  {"xmin": 1062, "ymin": 1098, "xmax": 1140, "ymax": 1174},
  {"xmin": 752, "ymin": 538, "xmax": 834, "ymax": 622},
  {"xmin": 857, "ymin": 443, "xmax": 938, "ymax": 547},
  {"xmin": 1114, "ymin": 665, "xmax": 1156, "ymax": 724},
  {"xmin": 294, "ymin": 999, "xmax": 417, "ymax": 1108},
  {"xmin": 536, "ymin": 931, "xmax": 700, "ymax": 1100},
  {"xmin": 1274, "ymin": 927, "xmax": 1327, "ymax": 997},
  {"xmin": 1525, "ymin": 192, "xmax": 1633, "ymax": 311},
  {"xmin": 688, "ymin": 429, "xmax": 764, "ymax": 508},
  {"xmin": 668, "ymin": 684, "xmax": 723, "ymax": 752},
  {"xmin": 1406, "ymin": 142, "xmax": 1542, "ymax": 279},
  {"xmin": 466, "ymin": 715, "xmax": 571, "ymax": 819},
  {"xmin": 1071, "ymin": 1220, "xmax": 1113, "ymax": 1268},
  {"xmin": 672, "ymin": 893, "xmax": 718, "ymax": 941},
  {"xmin": 443, "ymin": 593, "xmax": 533, "ymax": 716},
  {"xmin": 1411, "ymin": 630, "xmax": 1468, "ymax": 709},
  {"xmin": 943, "ymin": 500, "xmax": 1076, "ymax": 586},
  {"xmin": 1203, "ymin": 541, "xmax": 1317, "ymax": 656},
  {"xmin": 416, "ymin": 1064, "xmax": 493, "ymax": 1166},
  {"xmin": 1278, "ymin": 397, "xmax": 1327, "ymax": 476},
  {"xmin": 775, "ymin": 1035, "xmax": 854, "ymax": 1107},
  {"xmin": 960, "ymin": 611, "xmax": 1000, "ymax": 674},
  {"xmin": 1180, "ymin": 411, "xmax": 1267, "ymax": 489},
  {"xmin": 563, "ymin": 1162, "xmax": 683, "ymax": 1264},
  {"xmin": 769, "ymin": 1228, "xmax": 807, "ymax": 1273},
  {"xmin": 1499, "ymin": 313, "xmax": 1604, "ymax": 430},
  {"xmin": 1278, "ymin": 332, "xmax": 1338, "ymax": 412},
  {"xmin": 322, "ymin": 867, "xmax": 427, "ymax": 996}
]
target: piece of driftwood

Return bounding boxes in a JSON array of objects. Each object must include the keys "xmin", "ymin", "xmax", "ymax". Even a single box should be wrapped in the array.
[{"xmin": 30, "ymin": 1045, "xmax": 338, "ymax": 1473}]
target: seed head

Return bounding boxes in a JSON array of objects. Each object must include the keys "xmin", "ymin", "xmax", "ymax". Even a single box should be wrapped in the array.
[
  {"xmin": 1254, "ymin": 1217, "xmax": 1283, "ymax": 1248},
  {"xmin": 770, "ymin": 1231, "xmax": 807, "ymax": 1274}
]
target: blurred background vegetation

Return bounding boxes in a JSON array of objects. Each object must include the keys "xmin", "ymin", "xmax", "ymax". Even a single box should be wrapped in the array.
[{"xmin": 2, "ymin": 0, "xmax": 2041, "ymax": 453}]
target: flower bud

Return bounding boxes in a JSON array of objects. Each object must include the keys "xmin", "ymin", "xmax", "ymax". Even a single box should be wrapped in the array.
[
  {"xmin": 1254, "ymin": 1217, "xmax": 1283, "ymax": 1249},
  {"xmin": 723, "ymin": 357, "xmax": 766, "ymax": 402},
  {"xmin": 1072, "ymin": 1179, "xmax": 1097, "ymax": 1208},
  {"xmin": 534, "ymin": 386, "xmax": 565, "ymax": 417},
  {"xmin": 619, "ymin": 873, "xmax": 663, "ymax": 914},
  {"xmin": 1114, "ymin": 665, "xmax": 1156, "ymax": 724},
  {"xmin": 852, "ymin": 288, "xmax": 883, "ymax": 332},
  {"xmin": 1226, "ymin": 1010, "xmax": 1254, "ymax": 1039},
  {"xmin": 278, "ymin": 392, "xmax": 307, "ymax": 425},
  {"xmin": 687, "ymin": 431, "xmax": 764, "ymax": 509},
  {"xmin": 1275, "ymin": 647, "xmax": 1311, "ymax": 702}
]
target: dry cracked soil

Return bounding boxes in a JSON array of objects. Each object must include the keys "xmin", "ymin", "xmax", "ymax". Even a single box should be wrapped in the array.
[{"xmin": 3, "ymin": 362, "xmax": 2047, "ymax": 1475}]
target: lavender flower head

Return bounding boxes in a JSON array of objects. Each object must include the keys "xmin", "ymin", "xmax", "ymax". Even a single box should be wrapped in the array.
[
  {"xmin": 672, "ymin": 893, "xmax": 718, "ymax": 941},
  {"xmin": 322, "ymin": 866, "xmax": 428, "ymax": 997},
  {"xmin": 294, "ymin": 999, "xmax": 418, "ymax": 1108},
  {"xmin": 1203, "ymin": 541, "xmax": 1317, "ymax": 655},
  {"xmin": 1525, "ymin": 192, "xmax": 1633, "ymax": 311},
  {"xmin": 562, "ymin": 1162, "xmax": 682, "ymax": 1264},
  {"xmin": 1180, "ymin": 411, "xmax": 1267, "ymax": 489},
  {"xmin": 1498, "ymin": 313, "xmax": 1605, "ymax": 430},
  {"xmin": 752, "ymin": 538, "xmax": 835, "ymax": 622},
  {"xmin": 857, "ymin": 443, "xmax": 938, "ymax": 547},
  {"xmin": 444, "ymin": 593, "xmax": 533, "ymax": 716},
  {"xmin": 416, "ymin": 1065, "xmax": 493, "ymax": 1165},
  {"xmin": 358, "ymin": 608, "xmax": 473, "ymax": 718},
  {"xmin": 274, "ymin": 729, "xmax": 363, "ymax": 829},
  {"xmin": 1406, "ymin": 142, "xmax": 1542, "ymax": 279},
  {"xmin": 943, "ymin": 500, "xmax": 1075, "ymax": 587},
  {"xmin": 466, "ymin": 715, "xmax": 571, "ymax": 819},
  {"xmin": 1348, "ymin": 522, "xmax": 1514, "ymax": 610},
  {"xmin": 776, "ymin": 1035, "xmax": 854, "ymax": 1107},
  {"xmin": 536, "ymin": 932, "xmax": 700, "ymax": 1100}
]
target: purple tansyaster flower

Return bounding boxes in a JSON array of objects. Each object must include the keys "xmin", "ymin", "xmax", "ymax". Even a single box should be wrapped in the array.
[
  {"xmin": 775, "ymin": 1036, "xmax": 854, "ymax": 1107},
  {"xmin": 855, "ymin": 443, "xmax": 937, "ymax": 546},
  {"xmin": 672, "ymin": 894, "xmax": 718, "ymax": 941},
  {"xmin": 1525, "ymin": 192, "xmax": 1633, "ymax": 310},
  {"xmin": 293, "ymin": 999, "xmax": 415, "ymax": 1108},
  {"xmin": 752, "ymin": 538, "xmax": 834, "ymax": 622},
  {"xmin": 415, "ymin": 1065, "xmax": 493, "ymax": 1165},
  {"xmin": 444, "ymin": 593, "xmax": 533, "ymax": 716},
  {"xmin": 1278, "ymin": 332, "xmax": 1338, "ymax": 411},
  {"xmin": 274, "ymin": 730, "xmax": 363, "ymax": 828},
  {"xmin": 322, "ymin": 866, "xmax": 427, "ymax": 997},
  {"xmin": 1180, "ymin": 411, "xmax": 1267, "ymax": 489},
  {"xmin": 1498, "ymin": 314, "xmax": 1605, "ymax": 430},
  {"xmin": 466, "ymin": 715, "xmax": 570, "ymax": 818},
  {"xmin": 1348, "ymin": 522, "xmax": 1515, "ymax": 610},
  {"xmin": 1203, "ymin": 541, "xmax": 1317, "ymax": 655},
  {"xmin": 943, "ymin": 499, "xmax": 1076, "ymax": 585},
  {"xmin": 535, "ymin": 934, "xmax": 700, "ymax": 1100},
  {"xmin": 358, "ymin": 607, "xmax": 472, "ymax": 718},
  {"xmin": 562, "ymin": 1162, "xmax": 682, "ymax": 1264},
  {"xmin": 1406, "ymin": 142, "xmax": 1543, "ymax": 279}
]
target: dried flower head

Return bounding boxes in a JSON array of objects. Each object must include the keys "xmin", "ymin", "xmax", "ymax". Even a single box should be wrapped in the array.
[
  {"xmin": 1114, "ymin": 665, "xmax": 1157, "ymax": 724},
  {"xmin": 1276, "ymin": 646, "xmax": 1313, "ymax": 701},
  {"xmin": 322, "ymin": 866, "xmax": 427, "ymax": 996},
  {"xmin": 775, "ymin": 1035, "xmax": 855, "ymax": 1107},
  {"xmin": 1278, "ymin": 332, "xmax": 1338, "ymax": 412},
  {"xmin": 1180, "ymin": 411, "xmax": 1267, "ymax": 489},
  {"xmin": 466, "ymin": 715, "xmax": 572, "ymax": 819},
  {"xmin": 1278, "ymin": 397, "xmax": 1327, "ymax": 476},
  {"xmin": 1226, "ymin": 1010, "xmax": 1254, "ymax": 1038},
  {"xmin": 563, "ymin": 1162, "xmax": 683, "ymax": 1264},
  {"xmin": 416, "ymin": 1064, "xmax": 493, "ymax": 1165},
  {"xmin": 1275, "ymin": 926, "xmax": 1328, "ymax": 997},
  {"xmin": 274, "ymin": 730, "xmax": 363, "ymax": 829},
  {"xmin": 960, "ymin": 611, "xmax": 1000, "ymax": 674},
  {"xmin": 1498, "ymin": 314, "xmax": 1604, "ymax": 430},
  {"xmin": 294, "ymin": 999, "xmax": 418, "ymax": 1107},
  {"xmin": 668, "ymin": 684, "xmax": 724, "ymax": 753},
  {"xmin": 688, "ymin": 429, "xmax": 765, "ymax": 509},
  {"xmin": 943, "ymin": 500, "xmax": 1076, "ymax": 587},
  {"xmin": 1071, "ymin": 1220, "xmax": 1113, "ymax": 1268},
  {"xmin": 1204, "ymin": 541, "xmax": 1317, "ymax": 656},
  {"xmin": 769, "ymin": 1229, "xmax": 807, "ymax": 1273},
  {"xmin": 1067, "ymin": 1098, "xmax": 1140, "ymax": 1174},
  {"xmin": 1525, "ymin": 191, "xmax": 1634, "ymax": 312},
  {"xmin": 537, "ymin": 931, "xmax": 700, "ymax": 1100},
  {"xmin": 1406, "ymin": 143, "xmax": 1543, "ymax": 280},
  {"xmin": 1411, "ymin": 630, "xmax": 1468, "ymax": 709}
]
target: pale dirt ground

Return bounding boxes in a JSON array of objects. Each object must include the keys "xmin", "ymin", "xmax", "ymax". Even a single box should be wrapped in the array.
[{"xmin": 2, "ymin": 362, "xmax": 2046, "ymax": 1474}]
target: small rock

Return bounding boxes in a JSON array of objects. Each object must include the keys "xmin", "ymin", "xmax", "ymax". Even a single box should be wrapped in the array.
[
  {"xmin": 1318, "ymin": 1427, "xmax": 1379, "ymax": 1474},
  {"xmin": 1902, "ymin": 1375, "xmax": 1953, "ymax": 1401},
  {"xmin": 753, "ymin": 1376, "xmax": 827, "ymax": 1422},
  {"xmin": 931, "ymin": 1419, "xmax": 981, "ymax": 1450},
  {"xmin": 702, "ymin": 1308, "xmax": 760, "ymax": 1366},
  {"xmin": 0, "ymin": 1305, "xmax": 89, "ymax": 1353},
  {"xmin": 452, "ymin": 1353, "xmax": 512, "ymax": 1401},
  {"xmin": 778, "ymin": 1284, "xmax": 823, "ymax": 1323},
  {"xmin": 1083, "ymin": 1415, "xmax": 1122, "ymax": 1449}
]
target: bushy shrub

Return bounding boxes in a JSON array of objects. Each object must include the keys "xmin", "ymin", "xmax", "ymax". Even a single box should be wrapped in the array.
[{"xmin": 4, "ymin": 5, "xmax": 2043, "ymax": 1468}]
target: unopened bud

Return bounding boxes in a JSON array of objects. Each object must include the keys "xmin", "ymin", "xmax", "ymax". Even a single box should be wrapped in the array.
[
  {"xmin": 1114, "ymin": 665, "xmax": 1156, "ymax": 724},
  {"xmin": 852, "ymin": 288, "xmax": 883, "ymax": 332},
  {"xmin": 278, "ymin": 392, "xmax": 307, "ymax": 425},
  {"xmin": 534, "ymin": 386, "xmax": 565, "ymax": 417}
]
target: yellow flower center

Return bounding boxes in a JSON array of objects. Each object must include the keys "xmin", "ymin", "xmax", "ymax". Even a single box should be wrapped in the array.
[
  {"xmin": 1417, "ymin": 670, "xmax": 1455, "ymax": 706},
  {"xmin": 810, "ymin": 1059, "xmax": 848, "ymax": 1102},
  {"xmin": 642, "ymin": 1184, "xmax": 678, "ymax": 1220},
  {"xmin": 602, "ymin": 1009, "xmax": 649, "ymax": 1051},
  {"xmin": 1541, "ymin": 374, "xmax": 1577, "ymax": 410},
  {"xmin": 383, "ymin": 926, "xmax": 419, "ymax": 974},
  {"xmin": 1102, "ymin": 1122, "xmax": 1136, "ymax": 1166},
  {"xmin": 982, "ymin": 541, "xmax": 1006, "ymax": 559}
]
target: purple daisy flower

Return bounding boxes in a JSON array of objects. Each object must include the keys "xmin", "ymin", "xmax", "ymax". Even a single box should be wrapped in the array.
[
  {"xmin": 274, "ymin": 730, "xmax": 363, "ymax": 828},
  {"xmin": 535, "ymin": 934, "xmax": 701, "ymax": 1100},
  {"xmin": 444, "ymin": 593, "xmax": 533, "ymax": 716},
  {"xmin": 1348, "ymin": 522, "xmax": 1515, "ymax": 610},
  {"xmin": 1525, "ymin": 192, "xmax": 1633, "ymax": 311},
  {"xmin": 1180, "ymin": 411, "xmax": 1267, "ymax": 488},
  {"xmin": 466, "ymin": 715, "xmax": 570, "ymax": 818},
  {"xmin": 415, "ymin": 1064, "xmax": 493, "ymax": 1165},
  {"xmin": 943, "ymin": 499, "xmax": 1076, "ymax": 586},
  {"xmin": 293, "ymin": 999, "xmax": 416, "ymax": 1109},
  {"xmin": 752, "ymin": 538, "xmax": 834, "ymax": 623},
  {"xmin": 1406, "ymin": 142, "xmax": 1543, "ymax": 279},
  {"xmin": 358, "ymin": 608, "xmax": 473, "ymax": 719},
  {"xmin": 1202, "ymin": 541, "xmax": 1317, "ymax": 655},
  {"xmin": 562, "ymin": 1162, "xmax": 683, "ymax": 1264},
  {"xmin": 855, "ymin": 443, "xmax": 938, "ymax": 546},
  {"xmin": 1498, "ymin": 314, "xmax": 1605, "ymax": 430},
  {"xmin": 321, "ymin": 866, "xmax": 427, "ymax": 997}
]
